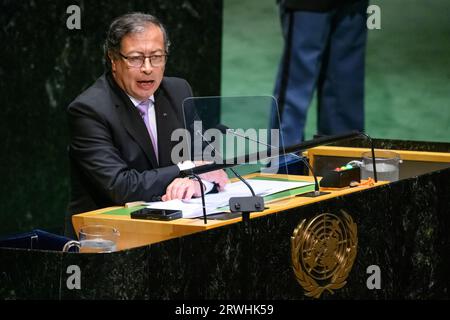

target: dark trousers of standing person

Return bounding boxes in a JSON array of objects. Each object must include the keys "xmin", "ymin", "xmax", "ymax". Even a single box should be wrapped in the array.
[{"xmin": 272, "ymin": 0, "xmax": 368, "ymax": 158}]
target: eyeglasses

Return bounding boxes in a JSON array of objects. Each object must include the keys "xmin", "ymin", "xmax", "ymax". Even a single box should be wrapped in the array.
[{"xmin": 119, "ymin": 52, "xmax": 167, "ymax": 68}]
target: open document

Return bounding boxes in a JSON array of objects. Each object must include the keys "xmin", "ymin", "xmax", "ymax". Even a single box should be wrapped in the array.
[{"xmin": 144, "ymin": 178, "xmax": 314, "ymax": 219}]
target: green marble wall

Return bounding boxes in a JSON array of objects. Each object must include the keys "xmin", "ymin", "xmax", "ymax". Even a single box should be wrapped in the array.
[{"xmin": 0, "ymin": 0, "xmax": 222, "ymax": 235}]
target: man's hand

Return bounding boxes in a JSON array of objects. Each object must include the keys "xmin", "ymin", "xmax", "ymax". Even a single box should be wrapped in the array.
[
  {"xmin": 199, "ymin": 169, "xmax": 229, "ymax": 191},
  {"xmin": 162, "ymin": 168, "xmax": 229, "ymax": 202},
  {"xmin": 162, "ymin": 178, "xmax": 202, "ymax": 201}
]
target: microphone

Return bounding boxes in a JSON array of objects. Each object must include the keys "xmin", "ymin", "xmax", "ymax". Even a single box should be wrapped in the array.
[
  {"xmin": 177, "ymin": 127, "xmax": 207, "ymax": 224},
  {"xmin": 194, "ymin": 126, "xmax": 265, "ymax": 222},
  {"xmin": 194, "ymin": 126, "xmax": 258, "ymax": 198},
  {"xmin": 191, "ymin": 173, "xmax": 207, "ymax": 224},
  {"xmin": 215, "ymin": 124, "xmax": 324, "ymax": 197}
]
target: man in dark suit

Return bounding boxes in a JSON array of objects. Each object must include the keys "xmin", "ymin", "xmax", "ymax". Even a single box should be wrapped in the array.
[{"xmin": 66, "ymin": 13, "xmax": 227, "ymax": 236}]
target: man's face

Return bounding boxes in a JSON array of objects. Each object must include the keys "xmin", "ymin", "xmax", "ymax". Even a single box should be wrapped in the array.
[{"xmin": 110, "ymin": 24, "xmax": 166, "ymax": 101}]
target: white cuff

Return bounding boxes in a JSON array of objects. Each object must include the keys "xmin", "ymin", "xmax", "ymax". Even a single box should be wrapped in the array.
[
  {"xmin": 177, "ymin": 161, "xmax": 196, "ymax": 171},
  {"xmin": 202, "ymin": 180, "xmax": 215, "ymax": 194}
]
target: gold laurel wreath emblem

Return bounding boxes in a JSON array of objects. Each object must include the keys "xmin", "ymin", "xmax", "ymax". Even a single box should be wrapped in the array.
[{"xmin": 290, "ymin": 210, "xmax": 358, "ymax": 298}]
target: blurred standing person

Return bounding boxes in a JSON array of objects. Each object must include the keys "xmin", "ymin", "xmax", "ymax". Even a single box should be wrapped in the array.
[{"xmin": 272, "ymin": 0, "xmax": 369, "ymax": 154}]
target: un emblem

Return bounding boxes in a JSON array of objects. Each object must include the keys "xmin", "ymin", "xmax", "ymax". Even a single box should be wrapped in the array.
[{"xmin": 291, "ymin": 210, "xmax": 357, "ymax": 298}]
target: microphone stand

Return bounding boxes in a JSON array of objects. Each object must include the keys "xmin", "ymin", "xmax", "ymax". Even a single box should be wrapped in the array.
[
  {"xmin": 193, "ymin": 129, "xmax": 265, "ymax": 224},
  {"xmin": 223, "ymin": 128, "xmax": 328, "ymax": 198},
  {"xmin": 287, "ymin": 153, "xmax": 330, "ymax": 197},
  {"xmin": 191, "ymin": 173, "xmax": 207, "ymax": 224},
  {"xmin": 227, "ymin": 167, "xmax": 265, "ymax": 224},
  {"xmin": 359, "ymin": 132, "xmax": 378, "ymax": 182}
]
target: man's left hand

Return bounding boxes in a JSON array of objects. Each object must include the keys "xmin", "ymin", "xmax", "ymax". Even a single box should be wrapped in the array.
[
  {"xmin": 162, "ymin": 178, "xmax": 202, "ymax": 201},
  {"xmin": 198, "ymin": 169, "xmax": 228, "ymax": 191}
]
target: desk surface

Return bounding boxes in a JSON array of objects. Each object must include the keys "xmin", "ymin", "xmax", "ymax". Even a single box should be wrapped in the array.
[{"xmin": 72, "ymin": 174, "xmax": 387, "ymax": 251}]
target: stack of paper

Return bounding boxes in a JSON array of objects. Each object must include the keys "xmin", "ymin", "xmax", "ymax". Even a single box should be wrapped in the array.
[{"xmin": 145, "ymin": 179, "xmax": 313, "ymax": 219}]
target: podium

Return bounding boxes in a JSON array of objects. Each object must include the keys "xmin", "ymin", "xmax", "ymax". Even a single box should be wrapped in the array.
[
  {"xmin": 1, "ymin": 139, "xmax": 449, "ymax": 299},
  {"xmin": 71, "ymin": 174, "xmax": 386, "ymax": 251}
]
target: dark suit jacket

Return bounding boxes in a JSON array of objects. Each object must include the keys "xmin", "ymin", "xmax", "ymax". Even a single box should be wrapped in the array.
[{"xmin": 66, "ymin": 72, "xmax": 192, "ymax": 235}]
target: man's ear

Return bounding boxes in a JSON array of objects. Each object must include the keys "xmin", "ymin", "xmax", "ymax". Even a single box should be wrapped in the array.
[{"xmin": 108, "ymin": 52, "xmax": 116, "ymax": 72}]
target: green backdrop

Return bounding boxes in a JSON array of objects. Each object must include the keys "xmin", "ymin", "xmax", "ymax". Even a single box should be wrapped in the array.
[{"xmin": 222, "ymin": 0, "xmax": 450, "ymax": 142}]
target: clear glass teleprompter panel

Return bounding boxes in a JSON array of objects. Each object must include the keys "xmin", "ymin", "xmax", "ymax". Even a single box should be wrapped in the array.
[
  {"xmin": 178, "ymin": 96, "xmax": 316, "ymax": 207},
  {"xmin": 180, "ymin": 95, "xmax": 287, "ymax": 176}
]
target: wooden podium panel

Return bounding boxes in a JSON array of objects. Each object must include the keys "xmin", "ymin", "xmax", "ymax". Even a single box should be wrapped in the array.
[{"xmin": 72, "ymin": 174, "xmax": 387, "ymax": 251}]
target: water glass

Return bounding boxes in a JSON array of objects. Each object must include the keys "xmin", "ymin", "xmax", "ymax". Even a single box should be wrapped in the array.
[
  {"xmin": 361, "ymin": 150, "xmax": 401, "ymax": 182},
  {"xmin": 63, "ymin": 225, "xmax": 120, "ymax": 253}
]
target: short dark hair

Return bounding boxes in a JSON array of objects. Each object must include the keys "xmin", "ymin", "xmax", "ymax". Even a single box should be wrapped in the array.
[{"xmin": 103, "ymin": 12, "xmax": 170, "ymax": 70}]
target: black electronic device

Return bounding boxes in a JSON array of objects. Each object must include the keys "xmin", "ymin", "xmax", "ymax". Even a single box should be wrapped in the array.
[
  {"xmin": 320, "ymin": 165, "xmax": 361, "ymax": 188},
  {"xmin": 130, "ymin": 208, "xmax": 182, "ymax": 221}
]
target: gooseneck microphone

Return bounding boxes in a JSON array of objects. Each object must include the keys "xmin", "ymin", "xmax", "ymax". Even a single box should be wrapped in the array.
[
  {"xmin": 358, "ymin": 132, "xmax": 378, "ymax": 183},
  {"xmin": 194, "ymin": 128, "xmax": 257, "ymax": 197},
  {"xmin": 181, "ymin": 128, "xmax": 208, "ymax": 224},
  {"xmin": 215, "ymin": 124, "xmax": 322, "ymax": 196},
  {"xmin": 193, "ymin": 126, "xmax": 265, "ymax": 224},
  {"xmin": 191, "ymin": 173, "xmax": 207, "ymax": 224}
]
